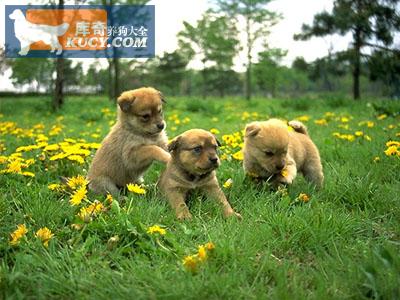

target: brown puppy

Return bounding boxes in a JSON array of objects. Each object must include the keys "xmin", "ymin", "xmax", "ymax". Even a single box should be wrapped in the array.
[
  {"xmin": 158, "ymin": 129, "xmax": 241, "ymax": 220},
  {"xmin": 243, "ymin": 119, "xmax": 323, "ymax": 188},
  {"xmin": 88, "ymin": 87, "xmax": 170, "ymax": 195}
]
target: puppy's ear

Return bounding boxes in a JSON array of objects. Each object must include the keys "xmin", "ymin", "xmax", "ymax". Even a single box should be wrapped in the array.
[
  {"xmin": 167, "ymin": 136, "xmax": 181, "ymax": 152},
  {"xmin": 245, "ymin": 122, "xmax": 261, "ymax": 137},
  {"xmin": 117, "ymin": 92, "xmax": 135, "ymax": 113},
  {"xmin": 158, "ymin": 90, "xmax": 167, "ymax": 103},
  {"xmin": 213, "ymin": 135, "xmax": 221, "ymax": 147}
]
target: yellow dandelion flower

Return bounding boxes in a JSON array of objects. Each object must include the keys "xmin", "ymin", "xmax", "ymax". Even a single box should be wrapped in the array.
[
  {"xmin": 35, "ymin": 227, "xmax": 54, "ymax": 247},
  {"xmin": 69, "ymin": 186, "xmax": 87, "ymax": 206},
  {"xmin": 210, "ymin": 128, "xmax": 220, "ymax": 135},
  {"xmin": 21, "ymin": 171, "xmax": 35, "ymax": 177},
  {"xmin": 198, "ymin": 245, "xmax": 207, "ymax": 261},
  {"xmin": 384, "ymin": 145, "xmax": 398, "ymax": 156},
  {"xmin": 281, "ymin": 168, "xmax": 288, "ymax": 178},
  {"xmin": 67, "ymin": 155, "xmax": 85, "ymax": 164},
  {"xmin": 340, "ymin": 117, "xmax": 349, "ymax": 123},
  {"xmin": 298, "ymin": 193, "xmax": 310, "ymax": 202},
  {"xmin": 127, "ymin": 183, "xmax": 146, "ymax": 195},
  {"xmin": 67, "ymin": 175, "xmax": 88, "ymax": 190},
  {"xmin": 147, "ymin": 225, "xmax": 166, "ymax": 235},
  {"xmin": 10, "ymin": 224, "xmax": 28, "ymax": 245},
  {"xmin": 223, "ymin": 178, "xmax": 233, "ymax": 189},
  {"xmin": 232, "ymin": 150, "xmax": 243, "ymax": 161},
  {"xmin": 44, "ymin": 144, "xmax": 60, "ymax": 152},
  {"xmin": 314, "ymin": 119, "xmax": 328, "ymax": 126},
  {"xmin": 377, "ymin": 114, "xmax": 387, "ymax": 120},
  {"xmin": 386, "ymin": 141, "xmax": 400, "ymax": 147},
  {"xmin": 48, "ymin": 183, "xmax": 62, "ymax": 191},
  {"xmin": 182, "ymin": 255, "xmax": 198, "ymax": 273},
  {"xmin": 7, "ymin": 160, "xmax": 22, "ymax": 173},
  {"xmin": 106, "ymin": 194, "xmax": 113, "ymax": 204},
  {"xmin": 373, "ymin": 156, "xmax": 380, "ymax": 163},
  {"xmin": 296, "ymin": 115, "xmax": 310, "ymax": 122},
  {"xmin": 87, "ymin": 200, "xmax": 104, "ymax": 214},
  {"xmin": 182, "ymin": 117, "xmax": 191, "ymax": 124},
  {"xmin": 204, "ymin": 242, "xmax": 215, "ymax": 251},
  {"xmin": 367, "ymin": 121, "xmax": 374, "ymax": 128},
  {"xmin": 355, "ymin": 131, "xmax": 363, "ymax": 137},
  {"xmin": 77, "ymin": 207, "xmax": 92, "ymax": 223},
  {"xmin": 364, "ymin": 135, "xmax": 372, "ymax": 141}
]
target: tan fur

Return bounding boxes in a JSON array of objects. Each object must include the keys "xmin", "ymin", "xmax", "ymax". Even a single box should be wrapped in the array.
[
  {"xmin": 243, "ymin": 119, "xmax": 324, "ymax": 188},
  {"xmin": 88, "ymin": 87, "xmax": 170, "ymax": 195},
  {"xmin": 158, "ymin": 129, "xmax": 241, "ymax": 220}
]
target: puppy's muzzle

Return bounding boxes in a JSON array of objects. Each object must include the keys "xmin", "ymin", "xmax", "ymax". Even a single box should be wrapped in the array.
[{"xmin": 157, "ymin": 123, "xmax": 165, "ymax": 130}]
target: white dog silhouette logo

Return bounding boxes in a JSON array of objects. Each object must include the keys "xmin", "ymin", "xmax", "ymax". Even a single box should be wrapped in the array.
[{"xmin": 9, "ymin": 9, "xmax": 69, "ymax": 56}]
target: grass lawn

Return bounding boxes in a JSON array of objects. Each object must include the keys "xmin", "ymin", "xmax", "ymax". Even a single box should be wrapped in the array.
[{"xmin": 0, "ymin": 95, "xmax": 399, "ymax": 299}]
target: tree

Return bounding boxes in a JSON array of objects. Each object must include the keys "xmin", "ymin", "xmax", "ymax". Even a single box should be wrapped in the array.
[
  {"xmin": 295, "ymin": 0, "xmax": 400, "ymax": 100},
  {"xmin": 156, "ymin": 51, "xmax": 189, "ymax": 96},
  {"xmin": 214, "ymin": 0, "xmax": 280, "ymax": 100},
  {"xmin": 253, "ymin": 48, "xmax": 286, "ymax": 97},
  {"xmin": 178, "ymin": 10, "xmax": 240, "ymax": 98},
  {"xmin": 53, "ymin": 0, "xmax": 65, "ymax": 110},
  {"xmin": 9, "ymin": 58, "xmax": 54, "ymax": 92}
]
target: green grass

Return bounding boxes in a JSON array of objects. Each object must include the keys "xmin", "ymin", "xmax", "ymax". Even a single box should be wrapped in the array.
[{"xmin": 0, "ymin": 95, "xmax": 399, "ymax": 299}]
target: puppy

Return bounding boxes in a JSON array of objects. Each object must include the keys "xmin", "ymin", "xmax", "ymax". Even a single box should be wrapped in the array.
[
  {"xmin": 88, "ymin": 87, "xmax": 170, "ymax": 195},
  {"xmin": 243, "ymin": 119, "xmax": 323, "ymax": 188},
  {"xmin": 158, "ymin": 129, "xmax": 241, "ymax": 220}
]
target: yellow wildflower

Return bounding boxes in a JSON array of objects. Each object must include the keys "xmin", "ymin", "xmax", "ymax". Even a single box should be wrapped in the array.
[
  {"xmin": 314, "ymin": 119, "xmax": 327, "ymax": 126},
  {"xmin": 127, "ymin": 183, "xmax": 146, "ymax": 195},
  {"xmin": 355, "ymin": 131, "xmax": 363, "ymax": 137},
  {"xmin": 7, "ymin": 160, "xmax": 22, "ymax": 173},
  {"xmin": 298, "ymin": 193, "xmax": 310, "ymax": 203},
  {"xmin": 210, "ymin": 128, "xmax": 220, "ymax": 135},
  {"xmin": 48, "ymin": 183, "xmax": 62, "ymax": 191},
  {"xmin": 281, "ymin": 168, "xmax": 288, "ymax": 178},
  {"xmin": 384, "ymin": 146, "xmax": 399, "ymax": 156},
  {"xmin": 232, "ymin": 150, "xmax": 243, "ymax": 161},
  {"xmin": 87, "ymin": 200, "xmax": 104, "ymax": 214},
  {"xmin": 69, "ymin": 186, "xmax": 87, "ymax": 206},
  {"xmin": 204, "ymin": 242, "xmax": 215, "ymax": 251},
  {"xmin": 10, "ymin": 224, "xmax": 28, "ymax": 245},
  {"xmin": 35, "ymin": 227, "xmax": 54, "ymax": 247},
  {"xmin": 106, "ymin": 194, "xmax": 113, "ymax": 204},
  {"xmin": 340, "ymin": 117, "xmax": 349, "ymax": 123},
  {"xmin": 223, "ymin": 178, "xmax": 233, "ymax": 189},
  {"xmin": 364, "ymin": 135, "xmax": 372, "ymax": 141},
  {"xmin": 182, "ymin": 255, "xmax": 198, "ymax": 273},
  {"xmin": 67, "ymin": 175, "xmax": 88, "ymax": 190},
  {"xmin": 21, "ymin": 171, "xmax": 35, "ymax": 177},
  {"xmin": 377, "ymin": 114, "xmax": 387, "ymax": 120},
  {"xmin": 67, "ymin": 155, "xmax": 85, "ymax": 164},
  {"xmin": 44, "ymin": 144, "xmax": 60, "ymax": 151},
  {"xmin": 373, "ymin": 156, "xmax": 380, "ymax": 163},
  {"xmin": 296, "ymin": 115, "xmax": 310, "ymax": 122},
  {"xmin": 386, "ymin": 141, "xmax": 400, "ymax": 147},
  {"xmin": 198, "ymin": 245, "xmax": 207, "ymax": 261},
  {"xmin": 147, "ymin": 225, "xmax": 166, "ymax": 235}
]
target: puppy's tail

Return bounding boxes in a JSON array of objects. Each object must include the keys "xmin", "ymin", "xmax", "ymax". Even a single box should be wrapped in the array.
[
  {"xmin": 288, "ymin": 120, "xmax": 308, "ymax": 136},
  {"xmin": 56, "ymin": 23, "xmax": 69, "ymax": 36}
]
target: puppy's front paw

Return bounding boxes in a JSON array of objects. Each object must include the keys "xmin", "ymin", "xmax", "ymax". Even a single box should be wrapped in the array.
[
  {"xmin": 223, "ymin": 208, "xmax": 242, "ymax": 220},
  {"xmin": 176, "ymin": 209, "xmax": 192, "ymax": 221},
  {"xmin": 160, "ymin": 151, "xmax": 171, "ymax": 164}
]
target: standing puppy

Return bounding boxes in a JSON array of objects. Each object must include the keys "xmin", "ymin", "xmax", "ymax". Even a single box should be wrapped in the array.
[
  {"xmin": 158, "ymin": 129, "xmax": 241, "ymax": 220},
  {"xmin": 243, "ymin": 119, "xmax": 323, "ymax": 188},
  {"xmin": 88, "ymin": 87, "xmax": 170, "ymax": 195}
]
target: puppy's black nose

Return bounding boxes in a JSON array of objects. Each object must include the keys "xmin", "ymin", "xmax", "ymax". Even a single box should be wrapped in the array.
[
  {"xmin": 157, "ymin": 123, "xmax": 164, "ymax": 130},
  {"xmin": 209, "ymin": 157, "xmax": 218, "ymax": 164},
  {"xmin": 276, "ymin": 164, "xmax": 284, "ymax": 171}
]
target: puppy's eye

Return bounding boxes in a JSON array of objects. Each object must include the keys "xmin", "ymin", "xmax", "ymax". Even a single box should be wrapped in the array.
[
  {"xmin": 141, "ymin": 114, "xmax": 150, "ymax": 122},
  {"xmin": 192, "ymin": 146, "xmax": 202, "ymax": 154},
  {"xmin": 265, "ymin": 151, "xmax": 274, "ymax": 156}
]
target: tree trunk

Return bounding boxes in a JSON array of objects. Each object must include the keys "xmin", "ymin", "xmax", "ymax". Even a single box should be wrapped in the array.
[
  {"xmin": 245, "ymin": 16, "xmax": 252, "ymax": 100},
  {"xmin": 52, "ymin": 0, "xmax": 64, "ymax": 111},
  {"xmin": 113, "ymin": 56, "xmax": 119, "ymax": 102},
  {"xmin": 107, "ymin": 58, "xmax": 113, "ymax": 101},
  {"xmin": 353, "ymin": 29, "xmax": 362, "ymax": 100}
]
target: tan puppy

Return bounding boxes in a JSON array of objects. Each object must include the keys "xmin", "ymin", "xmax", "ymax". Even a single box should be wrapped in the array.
[
  {"xmin": 158, "ymin": 129, "xmax": 241, "ymax": 220},
  {"xmin": 88, "ymin": 87, "xmax": 170, "ymax": 195},
  {"xmin": 243, "ymin": 119, "xmax": 323, "ymax": 188}
]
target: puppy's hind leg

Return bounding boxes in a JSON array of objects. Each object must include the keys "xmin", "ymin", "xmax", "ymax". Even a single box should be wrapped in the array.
[
  {"xmin": 302, "ymin": 160, "xmax": 324, "ymax": 188},
  {"xmin": 88, "ymin": 176, "xmax": 120, "ymax": 196}
]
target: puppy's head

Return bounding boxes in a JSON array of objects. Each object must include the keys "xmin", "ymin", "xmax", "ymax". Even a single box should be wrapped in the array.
[
  {"xmin": 244, "ymin": 119, "xmax": 289, "ymax": 174},
  {"xmin": 168, "ymin": 129, "xmax": 221, "ymax": 175},
  {"xmin": 9, "ymin": 9, "xmax": 24, "ymax": 20},
  {"xmin": 117, "ymin": 87, "xmax": 166, "ymax": 136}
]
